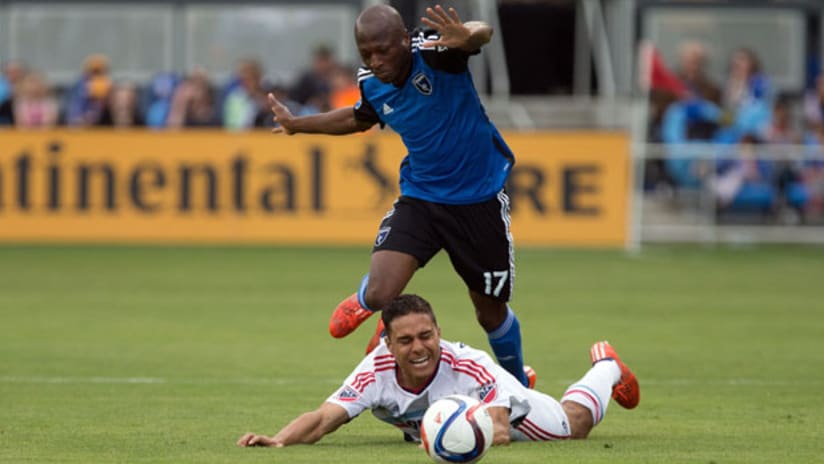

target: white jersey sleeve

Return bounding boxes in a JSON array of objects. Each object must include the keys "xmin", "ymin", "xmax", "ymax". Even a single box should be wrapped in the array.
[
  {"xmin": 325, "ymin": 350, "xmax": 383, "ymax": 419},
  {"xmin": 441, "ymin": 341, "xmax": 532, "ymax": 423}
]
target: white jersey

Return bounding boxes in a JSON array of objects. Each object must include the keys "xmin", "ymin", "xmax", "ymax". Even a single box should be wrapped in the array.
[{"xmin": 326, "ymin": 339, "xmax": 572, "ymax": 441}]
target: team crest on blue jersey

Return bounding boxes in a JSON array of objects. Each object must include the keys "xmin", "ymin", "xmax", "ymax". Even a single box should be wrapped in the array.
[
  {"xmin": 412, "ymin": 73, "xmax": 432, "ymax": 95},
  {"xmin": 337, "ymin": 386, "xmax": 360, "ymax": 402},
  {"xmin": 478, "ymin": 383, "xmax": 497, "ymax": 403},
  {"xmin": 375, "ymin": 227, "xmax": 391, "ymax": 246}
]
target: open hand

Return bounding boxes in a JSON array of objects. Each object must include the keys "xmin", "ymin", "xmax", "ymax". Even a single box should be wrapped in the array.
[
  {"xmin": 236, "ymin": 432, "xmax": 282, "ymax": 448},
  {"xmin": 267, "ymin": 93, "xmax": 296, "ymax": 135},
  {"xmin": 420, "ymin": 5, "xmax": 469, "ymax": 49}
]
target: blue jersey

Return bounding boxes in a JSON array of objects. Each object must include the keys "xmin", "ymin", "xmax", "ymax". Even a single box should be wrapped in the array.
[{"xmin": 353, "ymin": 29, "xmax": 515, "ymax": 205}]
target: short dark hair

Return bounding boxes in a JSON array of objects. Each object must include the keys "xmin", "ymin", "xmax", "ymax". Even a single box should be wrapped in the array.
[{"xmin": 381, "ymin": 294, "xmax": 438, "ymax": 335}]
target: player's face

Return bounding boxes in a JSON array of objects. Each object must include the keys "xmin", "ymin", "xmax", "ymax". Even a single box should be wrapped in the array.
[
  {"xmin": 356, "ymin": 33, "xmax": 411, "ymax": 86},
  {"xmin": 385, "ymin": 312, "xmax": 441, "ymax": 388}
]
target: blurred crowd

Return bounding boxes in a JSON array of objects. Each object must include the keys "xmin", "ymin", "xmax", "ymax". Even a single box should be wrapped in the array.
[
  {"xmin": 4, "ymin": 41, "xmax": 823, "ymax": 223},
  {"xmin": 0, "ymin": 46, "xmax": 360, "ymax": 131},
  {"xmin": 644, "ymin": 41, "xmax": 824, "ymax": 223}
]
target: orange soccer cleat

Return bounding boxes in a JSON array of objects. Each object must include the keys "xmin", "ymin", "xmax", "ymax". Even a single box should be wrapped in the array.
[
  {"xmin": 329, "ymin": 293, "xmax": 375, "ymax": 338},
  {"xmin": 524, "ymin": 365, "xmax": 537, "ymax": 389},
  {"xmin": 365, "ymin": 318, "xmax": 386, "ymax": 354},
  {"xmin": 590, "ymin": 341, "xmax": 640, "ymax": 409}
]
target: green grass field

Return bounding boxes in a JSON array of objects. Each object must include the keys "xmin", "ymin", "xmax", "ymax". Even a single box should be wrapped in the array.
[{"xmin": 1, "ymin": 245, "xmax": 822, "ymax": 463}]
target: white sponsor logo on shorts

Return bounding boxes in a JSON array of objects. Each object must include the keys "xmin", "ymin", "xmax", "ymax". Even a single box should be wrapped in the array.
[{"xmin": 375, "ymin": 227, "xmax": 391, "ymax": 246}]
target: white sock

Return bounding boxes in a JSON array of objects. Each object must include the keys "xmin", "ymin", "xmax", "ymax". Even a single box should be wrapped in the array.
[{"xmin": 561, "ymin": 360, "xmax": 621, "ymax": 425}]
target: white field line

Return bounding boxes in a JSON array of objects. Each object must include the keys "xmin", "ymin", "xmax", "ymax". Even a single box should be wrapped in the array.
[
  {"xmin": 0, "ymin": 376, "xmax": 340, "ymax": 386},
  {"xmin": 0, "ymin": 376, "xmax": 818, "ymax": 387}
]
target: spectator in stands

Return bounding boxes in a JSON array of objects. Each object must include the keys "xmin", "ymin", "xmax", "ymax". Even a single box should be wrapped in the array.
[
  {"xmin": 721, "ymin": 48, "xmax": 772, "ymax": 141},
  {"xmin": 766, "ymin": 96, "xmax": 801, "ymax": 145},
  {"xmin": 289, "ymin": 45, "xmax": 338, "ymax": 113},
  {"xmin": 763, "ymin": 96, "xmax": 809, "ymax": 219},
  {"xmin": 267, "ymin": 83, "xmax": 317, "ymax": 125},
  {"xmin": 65, "ymin": 54, "xmax": 113, "ymax": 126},
  {"xmin": 676, "ymin": 41, "xmax": 721, "ymax": 104},
  {"xmin": 11, "ymin": 71, "xmax": 59, "ymax": 128},
  {"xmin": 0, "ymin": 60, "xmax": 27, "ymax": 123},
  {"xmin": 0, "ymin": 60, "xmax": 25, "ymax": 97},
  {"xmin": 659, "ymin": 95, "xmax": 717, "ymax": 188},
  {"xmin": 643, "ymin": 40, "xmax": 724, "ymax": 189},
  {"xmin": 724, "ymin": 48, "xmax": 771, "ymax": 109},
  {"xmin": 167, "ymin": 69, "xmax": 218, "ymax": 128},
  {"xmin": 796, "ymin": 126, "xmax": 824, "ymax": 220},
  {"xmin": 99, "ymin": 82, "xmax": 144, "ymax": 128},
  {"xmin": 0, "ymin": 64, "xmax": 12, "ymax": 106},
  {"xmin": 329, "ymin": 65, "xmax": 361, "ymax": 110},
  {"xmin": 802, "ymin": 73, "xmax": 824, "ymax": 131},
  {"xmin": 223, "ymin": 58, "xmax": 269, "ymax": 130},
  {"xmin": 144, "ymin": 72, "xmax": 181, "ymax": 128},
  {"xmin": 714, "ymin": 134, "xmax": 776, "ymax": 214}
]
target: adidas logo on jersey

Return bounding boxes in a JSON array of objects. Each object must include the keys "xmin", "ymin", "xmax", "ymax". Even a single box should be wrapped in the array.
[{"xmin": 382, "ymin": 103, "xmax": 394, "ymax": 115}]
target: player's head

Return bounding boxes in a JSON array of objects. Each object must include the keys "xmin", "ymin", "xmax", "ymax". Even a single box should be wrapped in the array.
[
  {"xmin": 382, "ymin": 294, "xmax": 439, "ymax": 333},
  {"xmin": 382, "ymin": 294, "xmax": 442, "ymax": 386},
  {"xmin": 354, "ymin": 4, "xmax": 411, "ymax": 86}
]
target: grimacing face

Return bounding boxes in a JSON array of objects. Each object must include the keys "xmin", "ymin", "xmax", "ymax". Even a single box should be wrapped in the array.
[
  {"xmin": 356, "ymin": 32, "xmax": 411, "ymax": 85},
  {"xmin": 385, "ymin": 312, "xmax": 442, "ymax": 387}
]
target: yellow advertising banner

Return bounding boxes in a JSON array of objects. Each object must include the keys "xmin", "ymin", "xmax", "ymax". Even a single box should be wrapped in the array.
[{"xmin": 0, "ymin": 130, "xmax": 629, "ymax": 246}]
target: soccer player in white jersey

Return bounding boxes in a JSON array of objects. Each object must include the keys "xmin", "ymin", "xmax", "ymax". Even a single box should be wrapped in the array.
[{"xmin": 237, "ymin": 294, "xmax": 639, "ymax": 448}]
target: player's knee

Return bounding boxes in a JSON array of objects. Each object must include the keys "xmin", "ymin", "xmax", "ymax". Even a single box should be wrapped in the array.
[
  {"xmin": 363, "ymin": 285, "xmax": 399, "ymax": 311},
  {"xmin": 562, "ymin": 401, "xmax": 594, "ymax": 439},
  {"xmin": 470, "ymin": 295, "xmax": 508, "ymax": 332},
  {"xmin": 476, "ymin": 310, "xmax": 502, "ymax": 332}
]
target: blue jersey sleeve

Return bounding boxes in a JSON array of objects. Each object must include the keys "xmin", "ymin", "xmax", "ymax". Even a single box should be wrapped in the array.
[{"xmin": 354, "ymin": 67, "xmax": 384, "ymax": 127}]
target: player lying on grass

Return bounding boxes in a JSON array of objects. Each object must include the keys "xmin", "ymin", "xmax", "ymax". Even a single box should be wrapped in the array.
[{"xmin": 237, "ymin": 294, "xmax": 639, "ymax": 448}]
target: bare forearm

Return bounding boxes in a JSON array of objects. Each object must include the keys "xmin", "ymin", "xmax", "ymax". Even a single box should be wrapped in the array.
[
  {"xmin": 289, "ymin": 107, "xmax": 371, "ymax": 135},
  {"xmin": 487, "ymin": 407, "xmax": 511, "ymax": 446},
  {"xmin": 238, "ymin": 403, "xmax": 349, "ymax": 448},
  {"xmin": 272, "ymin": 411, "xmax": 329, "ymax": 445},
  {"xmin": 462, "ymin": 21, "xmax": 492, "ymax": 51}
]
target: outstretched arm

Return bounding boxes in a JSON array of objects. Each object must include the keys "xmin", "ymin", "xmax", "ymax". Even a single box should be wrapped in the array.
[
  {"xmin": 237, "ymin": 402, "xmax": 350, "ymax": 448},
  {"xmin": 420, "ymin": 5, "xmax": 492, "ymax": 52},
  {"xmin": 268, "ymin": 93, "xmax": 374, "ymax": 136},
  {"xmin": 486, "ymin": 406, "xmax": 512, "ymax": 446}
]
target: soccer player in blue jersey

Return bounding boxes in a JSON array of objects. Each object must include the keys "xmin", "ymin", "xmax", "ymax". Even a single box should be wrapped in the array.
[{"xmin": 266, "ymin": 4, "xmax": 533, "ymax": 387}]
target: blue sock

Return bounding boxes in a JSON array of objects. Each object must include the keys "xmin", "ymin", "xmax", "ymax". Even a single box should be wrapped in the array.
[
  {"xmin": 356, "ymin": 274, "xmax": 376, "ymax": 312},
  {"xmin": 487, "ymin": 306, "xmax": 528, "ymax": 387}
]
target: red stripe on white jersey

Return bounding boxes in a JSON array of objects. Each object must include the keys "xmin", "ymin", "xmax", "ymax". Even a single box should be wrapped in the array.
[
  {"xmin": 520, "ymin": 418, "xmax": 569, "ymax": 441},
  {"xmin": 452, "ymin": 366, "xmax": 486, "ymax": 386},
  {"xmin": 455, "ymin": 359, "xmax": 494, "ymax": 384},
  {"xmin": 352, "ymin": 372, "xmax": 373, "ymax": 381},
  {"xmin": 515, "ymin": 423, "xmax": 540, "ymax": 441},
  {"xmin": 439, "ymin": 351, "xmax": 495, "ymax": 384},
  {"xmin": 374, "ymin": 364, "xmax": 394, "ymax": 373},
  {"xmin": 374, "ymin": 354, "xmax": 395, "ymax": 370},
  {"xmin": 351, "ymin": 372, "xmax": 375, "ymax": 392},
  {"xmin": 354, "ymin": 377, "xmax": 376, "ymax": 392}
]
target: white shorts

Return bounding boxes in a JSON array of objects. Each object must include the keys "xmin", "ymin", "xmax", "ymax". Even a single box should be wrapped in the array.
[{"xmin": 509, "ymin": 389, "xmax": 571, "ymax": 441}]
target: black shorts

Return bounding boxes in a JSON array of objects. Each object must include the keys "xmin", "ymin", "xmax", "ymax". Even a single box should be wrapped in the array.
[{"xmin": 372, "ymin": 191, "xmax": 515, "ymax": 301}]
